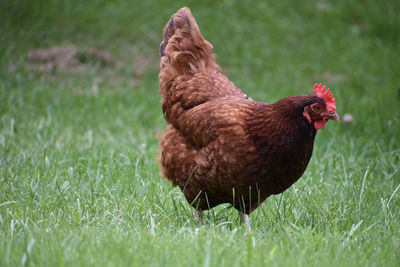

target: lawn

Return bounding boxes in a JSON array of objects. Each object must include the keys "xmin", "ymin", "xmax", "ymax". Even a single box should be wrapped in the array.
[{"xmin": 1, "ymin": 0, "xmax": 399, "ymax": 266}]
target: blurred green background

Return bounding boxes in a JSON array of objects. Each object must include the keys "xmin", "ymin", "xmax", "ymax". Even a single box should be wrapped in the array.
[{"xmin": 1, "ymin": 0, "xmax": 399, "ymax": 266}]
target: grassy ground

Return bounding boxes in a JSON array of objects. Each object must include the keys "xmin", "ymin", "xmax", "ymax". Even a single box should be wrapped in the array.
[{"xmin": 1, "ymin": 0, "xmax": 399, "ymax": 266}]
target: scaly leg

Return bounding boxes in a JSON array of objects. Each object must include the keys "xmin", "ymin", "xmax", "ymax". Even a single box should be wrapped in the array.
[
  {"xmin": 194, "ymin": 209, "xmax": 203, "ymax": 224},
  {"xmin": 239, "ymin": 211, "xmax": 252, "ymax": 232}
]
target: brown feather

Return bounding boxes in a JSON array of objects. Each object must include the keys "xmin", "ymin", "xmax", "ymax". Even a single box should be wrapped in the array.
[{"xmin": 158, "ymin": 7, "xmax": 335, "ymax": 214}]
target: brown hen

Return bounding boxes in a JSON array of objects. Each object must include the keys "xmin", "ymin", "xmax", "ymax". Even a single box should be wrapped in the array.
[{"xmin": 158, "ymin": 7, "xmax": 339, "ymax": 227}]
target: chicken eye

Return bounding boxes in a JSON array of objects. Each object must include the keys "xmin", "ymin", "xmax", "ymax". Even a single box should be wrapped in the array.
[{"xmin": 313, "ymin": 104, "xmax": 321, "ymax": 111}]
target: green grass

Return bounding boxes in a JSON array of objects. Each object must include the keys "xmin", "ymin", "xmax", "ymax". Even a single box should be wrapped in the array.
[{"xmin": 1, "ymin": 0, "xmax": 399, "ymax": 266}]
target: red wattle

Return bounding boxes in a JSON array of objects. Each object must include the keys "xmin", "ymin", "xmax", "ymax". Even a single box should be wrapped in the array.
[{"xmin": 314, "ymin": 119, "xmax": 327, "ymax": 130}]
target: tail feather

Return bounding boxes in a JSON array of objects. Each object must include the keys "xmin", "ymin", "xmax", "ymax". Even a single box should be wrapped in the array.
[
  {"xmin": 159, "ymin": 7, "xmax": 221, "ymax": 75},
  {"xmin": 159, "ymin": 7, "xmax": 229, "ymax": 124}
]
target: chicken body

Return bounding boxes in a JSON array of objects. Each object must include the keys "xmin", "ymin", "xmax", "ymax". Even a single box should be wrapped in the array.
[{"xmin": 158, "ymin": 7, "xmax": 338, "ymax": 216}]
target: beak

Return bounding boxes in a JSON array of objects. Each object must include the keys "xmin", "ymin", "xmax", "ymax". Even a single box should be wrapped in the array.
[{"xmin": 324, "ymin": 112, "xmax": 340, "ymax": 122}]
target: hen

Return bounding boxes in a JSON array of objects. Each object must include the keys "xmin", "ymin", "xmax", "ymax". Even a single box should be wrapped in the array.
[{"xmin": 158, "ymin": 7, "xmax": 339, "ymax": 226}]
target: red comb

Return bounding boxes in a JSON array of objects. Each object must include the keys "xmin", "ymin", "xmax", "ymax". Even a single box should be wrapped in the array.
[{"xmin": 313, "ymin": 83, "xmax": 336, "ymax": 112}]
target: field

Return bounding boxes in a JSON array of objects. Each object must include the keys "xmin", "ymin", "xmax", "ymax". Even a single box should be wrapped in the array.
[{"xmin": 1, "ymin": 0, "xmax": 399, "ymax": 266}]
